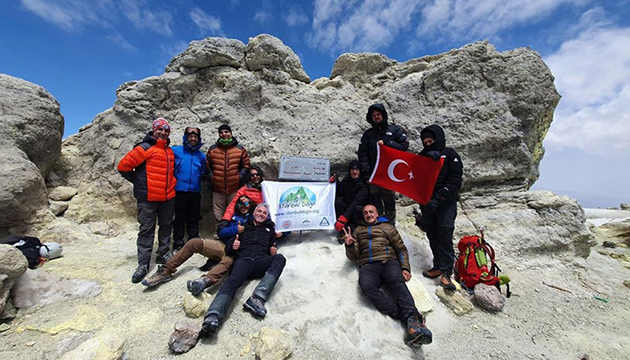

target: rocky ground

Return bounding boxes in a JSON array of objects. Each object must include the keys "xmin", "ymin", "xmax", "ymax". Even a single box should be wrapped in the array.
[{"xmin": 0, "ymin": 208, "xmax": 629, "ymax": 360}]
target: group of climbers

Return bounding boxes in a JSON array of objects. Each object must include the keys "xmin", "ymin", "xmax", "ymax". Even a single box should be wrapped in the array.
[{"xmin": 117, "ymin": 102, "xmax": 463, "ymax": 348}]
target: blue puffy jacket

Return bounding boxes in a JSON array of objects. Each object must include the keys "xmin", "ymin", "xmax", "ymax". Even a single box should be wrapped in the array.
[
  {"xmin": 217, "ymin": 212, "xmax": 253, "ymax": 239},
  {"xmin": 173, "ymin": 134, "xmax": 206, "ymax": 192}
]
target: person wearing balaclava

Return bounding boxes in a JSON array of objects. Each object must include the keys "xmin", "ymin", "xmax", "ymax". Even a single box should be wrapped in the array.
[
  {"xmin": 118, "ymin": 117, "xmax": 177, "ymax": 284},
  {"xmin": 418, "ymin": 124, "xmax": 463, "ymax": 291},
  {"xmin": 171, "ymin": 127, "xmax": 206, "ymax": 252},
  {"xmin": 206, "ymin": 124, "xmax": 251, "ymax": 222},
  {"xmin": 358, "ymin": 103, "xmax": 409, "ymax": 224}
]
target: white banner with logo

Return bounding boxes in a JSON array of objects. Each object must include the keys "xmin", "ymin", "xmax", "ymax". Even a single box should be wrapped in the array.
[{"xmin": 261, "ymin": 181, "xmax": 336, "ymax": 232}]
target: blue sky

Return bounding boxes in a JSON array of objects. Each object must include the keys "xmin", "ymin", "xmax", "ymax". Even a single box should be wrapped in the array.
[{"xmin": 1, "ymin": 0, "xmax": 629, "ymax": 208}]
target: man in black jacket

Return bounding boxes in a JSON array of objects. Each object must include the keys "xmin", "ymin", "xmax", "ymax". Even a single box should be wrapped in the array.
[
  {"xmin": 332, "ymin": 160, "xmax": 370, "ymax": 236},
  {"xmin": 199, "ymin": 203, "xmax": 286, "ymax": 338},
  {"xmin": 418, "ymin": 124, "xmax": 463, "ymax": 291},
  {"xmin": 358, "ymin": 104, "xmax": 409, "ymax": 224}
]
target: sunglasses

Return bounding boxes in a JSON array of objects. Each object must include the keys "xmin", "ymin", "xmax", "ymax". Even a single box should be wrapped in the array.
[
  {"xmin": 156, "ymin": 126, "xmax": 170, "ymax": 132},
  {"xmin": 238, "ymin": 201, "xmax": 251, "ymax": 206},
  {"xmin": 186, "ymin": 131, "xmax": 199, "ymax": 136},
  {"xmin": 250, "ymin": 173, "xmax": 260, "ymax": 177}
]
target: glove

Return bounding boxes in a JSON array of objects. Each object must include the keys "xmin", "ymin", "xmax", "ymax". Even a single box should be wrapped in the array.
[
  {"xmin": 329, "ymin": 174, "xmax": 337, "ymax": 183},
  {"xmin": 425, "ymin": 151, "xmax": 441, "ymax": 161},
  {"xmin": 436, "ymin": 187, "xmax": 452, "ymax": 200},
  {"xmin": 424, "ymin": 199, "xmax": 441, "ymax": 214},
  {"xmin": 334, "ymin": 215, "xmax": 348, "ymax": 232}
]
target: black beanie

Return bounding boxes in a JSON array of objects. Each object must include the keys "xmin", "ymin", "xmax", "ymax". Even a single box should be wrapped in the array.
[
  {"xmin": 218, "ymin": 124, "xmax": 232, "ymax": 133},
  {"xmin": 421, "ymin": 129, "xmax": 435, "ymax": 140},
  {"xmin": 348, "ymin": 160, "xmax": 361, "ymax": 171}
]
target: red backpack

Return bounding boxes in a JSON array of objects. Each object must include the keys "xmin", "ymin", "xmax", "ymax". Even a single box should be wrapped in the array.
[{"xmin": 454, "ymin": 229, "xmax": 510, "ymax": 297}]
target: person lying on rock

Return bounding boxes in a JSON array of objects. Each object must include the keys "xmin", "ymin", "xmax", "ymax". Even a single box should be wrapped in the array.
[
  {"xmin": 343, "ymin": 204, "xmax": 433, "ymax": 347},
  {"xmin": 199, "ymin": 203, "xmax": 286, "ymax": 338},
  {"xmin": 330, "ymin": 159, "xmax": 370, "ymax": 243},
  {"xmin": 141, "ymin": 195, "xmax": 256, "ymax": 295},
  {"xmin": 117, "ymin": 117, "xmax": 177, "ymax": 284}
]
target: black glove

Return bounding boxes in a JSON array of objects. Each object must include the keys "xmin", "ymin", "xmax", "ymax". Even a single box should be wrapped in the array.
[
  {"xmin": 412, "ymin": 208, "xmax": 425, "ymax": 232},
  {"xmin": 436, "ymin": 187, "xmax": 452, "ymax": 201},
  {"xmin": 424, "ymin": 198, "xmax": 441, "ymax": 214},
  {"xmin": 425, "ymin": 151, "xmax": 441, "ymax": 161}
]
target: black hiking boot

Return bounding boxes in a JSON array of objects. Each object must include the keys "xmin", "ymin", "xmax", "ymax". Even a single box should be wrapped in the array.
[
  {"xmin": 155, "ymin": 251, "xmax": 173, "ymax": 265},
  {"xmin": 439, "ymin": 274, "xmax": 456, "ymax": 291},
  {"xmin": 199, "ymin": 314, "xmax": 220, "ymax": 338},
  {"xmin": 187, "ymin": 277, "xmax": 212, "ymax": 296},
  {"xmin": 131, "ymin": 264, "xmax": 149, "ymax": 284},
  {"xmin": 405, "ymin": 314, "xmax": 433, "ymax": 347},
  {"xmin": 243, "ymin": 295, "xmax": 267, "ymax": 318},
  {"xmin": 142, "ymin": 265, "xmax": 173, "ymax": 287}
]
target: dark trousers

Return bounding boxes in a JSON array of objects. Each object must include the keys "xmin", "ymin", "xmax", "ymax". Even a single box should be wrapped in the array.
[
  {"xmin": 217, "ymin": 254, "xmax": 287, "ymax": 300},
  {"xmin": 369, "ymin": 184, "xmax": 396, "ymax": 224},
  {"xmin": 358, "ymin": 260, "xmax": 419, "ymax": 321},
  {"xmin": 136, "ymin": 198, "xmax": 175, "ymax": 266},
  {"xmin": 172, "ymin": 191, "xmax": 201, "ymax": 249},
  {"xmin": 335, "ymin": 199, "xmax": 363, "ymax": 228},
  {"xmin": 420, "ymin": 200, "xmax": 457, "ymax": 275}
]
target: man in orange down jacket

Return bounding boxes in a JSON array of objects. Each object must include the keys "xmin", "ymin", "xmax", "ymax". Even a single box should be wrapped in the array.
[
  {"xmin": 206, "ymin": 124, "xmax": 250, "ymax": 222},
  {"xmin": 118, "ymin": 118, "xmax": 177, "ymax": 284}
]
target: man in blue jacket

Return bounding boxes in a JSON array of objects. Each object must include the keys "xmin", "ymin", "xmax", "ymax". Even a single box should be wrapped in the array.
[{"xmin": 172, "ymin": 127, "xmax": 206, "ymax": 252}]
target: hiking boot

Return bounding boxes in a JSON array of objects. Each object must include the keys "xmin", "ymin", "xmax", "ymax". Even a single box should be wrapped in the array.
[
  {"xmin": 405, "ymin": 314, "xmax": 433, "ymax": 347},
  {"xmin": 243, "ymin": 295, "xmax": 267, "ymax": 318},
  {"xmin": 439, "ymin": 274, "xmax": 456, "ymax": 291},
  {"xmin": 187, "ymin": 277, "xmax": 212, "ymax": 296},
  {"xmin": 131, "ymin": 264, "xmax": 149, "ymax": 284},
  {"xmin": 155, "ymin": 251, "xmax": 173, "ymax": 265},
  {"xmin": 199, "ymin": 313, "xmax": 220, "ymax": 338},
  {"xmin": 422, "ymin": 268, "xmax": 442, "ymax": 279},
  {"xmin": 141, "ymin": 265, "xmax": 173, "ymax": 287}
]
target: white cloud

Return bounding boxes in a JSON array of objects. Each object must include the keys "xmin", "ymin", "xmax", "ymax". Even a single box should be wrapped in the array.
[
  {"xmin": 309, "ymin": 0, "xmax": 423, "ymax": 52},
  {"xmin": 118, "ymin": 0, "xmax": 173, "ymax": 36},
  {"xmin": 285, "ymin": 8, "xmax": 309, "ymax": 27},
  {"xmin": 190, "ymin": 7, "xmax": 222, "ymax": 35},
  {"xmin": 20, "ymin": 0, "xmax": 113, "ymax": 31},
  {"xmin": 107, "ymin": 32, "xmax": 137, "ymax": 52},
  {"xmin": 254, "ymin": 10, "xmax": 272, "ymax": 24},
  {"xmin": 415, "ymin": 0, "xmax": 588, "ymax": 43},
  {"xmin": 544, "ymin": 25, "xmax": 630, "ymax": 154}
]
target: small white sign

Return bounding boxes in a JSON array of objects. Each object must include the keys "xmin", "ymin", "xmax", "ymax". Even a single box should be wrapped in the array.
[{"xmin": 278, "ymin": 156, "xmax": 330, "ymax": 182}]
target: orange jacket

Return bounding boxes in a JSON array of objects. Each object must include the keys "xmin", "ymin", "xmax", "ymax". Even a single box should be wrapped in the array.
[
  {"xmin": 222, "ymin": 184, "xmax": 263, "ymax": 221},
  {"xmin": 118, "ymin": 133, "xmax": 176, "ymax": 202},
  {"xmin": 206, "ymin": 137, "xmax": 250, "ymax": 194}
]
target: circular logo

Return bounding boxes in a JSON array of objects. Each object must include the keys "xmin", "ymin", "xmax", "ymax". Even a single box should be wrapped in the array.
[{"xmin": 282, "ymin": 220, "xmax": 292, "ymax": 229}]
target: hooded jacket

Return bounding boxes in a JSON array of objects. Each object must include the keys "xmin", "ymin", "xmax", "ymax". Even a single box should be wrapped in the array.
[
  {"xmin": 172, "ymin": 132, "xmax": 206, "ymax": 193},
  {"xmin": 206, "ymin": 136, "xmax": 251, "ymax": 194},
  {"xmin": 419, "ymin": 124, "xmax": 463, "ymax": 201},
  {"xmin": 336, "ymin": 160, "xmax": 370, "ymax": 218},
  {"xmin": 345, "ymin": 216, "xmax": 411, "ymax": 272},
  {"xmin": 224, "ymin": 217, "xmax": 276, "ymax": 258},
  {"xmin": 118, "ymin": 132, "xmax": 176, "ymax": 202},
  {"xmin": 216, "ymin": 200, "xmax": 254, "ymax": 240},
  {"xmin": 358, "ymin": 104, "xmax": 409, "ymax": 179}
]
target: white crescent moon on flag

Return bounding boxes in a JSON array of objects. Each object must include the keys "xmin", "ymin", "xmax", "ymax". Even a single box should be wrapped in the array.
[{"xmin": 387, "ymin": 159, "xmax": 409, "ymax": 182}]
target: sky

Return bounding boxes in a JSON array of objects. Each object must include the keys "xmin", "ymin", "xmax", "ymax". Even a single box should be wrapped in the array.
[{"xmin": 1, "ymin": 0, "xmax": 629, "ymax": 208}]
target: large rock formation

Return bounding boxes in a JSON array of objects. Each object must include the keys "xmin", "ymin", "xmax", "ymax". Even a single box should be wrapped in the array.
[
  {"xmin": 0, "ymin": 74, "xmax": 64, "ymax": 232},
  {"xmin": 42, "ymin": 34, "xmax": 590, "ymax": 259}
]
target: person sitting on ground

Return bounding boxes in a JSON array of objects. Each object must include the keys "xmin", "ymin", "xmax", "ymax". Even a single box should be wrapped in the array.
[
  {"xmin": 221, "ymin": 166, "xmax": 264, "ymax": 222},
  {"xmin": 331, "ymin": 160, "xmax": 370, "ymax": 240},
  {"xmin": 199, "ymin": 203, "xmax": 286, "ymax": 338},
  {"xmin": 342, "ymin": 204, "xmax": 433, "ymax": 347},
  {"xmin": 141, "ymin": 195, "xmax": 256, "ymax": 295}
]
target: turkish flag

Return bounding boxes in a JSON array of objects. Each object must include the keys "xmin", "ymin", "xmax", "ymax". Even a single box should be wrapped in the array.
[{"xmin": 369, "ymin": 144, "xmax": 444, "ymax": 205}]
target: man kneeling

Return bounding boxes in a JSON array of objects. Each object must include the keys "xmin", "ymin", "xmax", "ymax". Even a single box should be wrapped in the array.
[
  {"xmin": 199, "ymin": 203, "xmax": 286, "ymax": 338},
  {"xmin": 343, "ymin": 205, "xmax": 433, "ymax": 347}
]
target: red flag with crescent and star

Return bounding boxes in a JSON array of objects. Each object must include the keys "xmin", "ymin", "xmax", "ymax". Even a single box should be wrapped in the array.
[{"xmin": 369, "ymin": 144, "xmax": 444, "ymax": 205}]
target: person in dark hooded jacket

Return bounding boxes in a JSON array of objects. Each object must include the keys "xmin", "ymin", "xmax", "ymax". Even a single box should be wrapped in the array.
[
  {"xmin": 332, "ymin": 160, "xmax": 370, "ymax": 235},
  {"xmin": 171, "ymin": 127, "xmax": 206, "ymax": 252},
  {"xmin": 358, "ymin": 104, "xmax": 409, "ymax": 224},
  {"xmin": 418, "ymin": 124, "xmax": 463, "ymax": 291}
]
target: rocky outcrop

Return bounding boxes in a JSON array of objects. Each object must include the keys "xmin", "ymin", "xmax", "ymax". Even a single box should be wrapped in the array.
[
  {"xmin": 0, "ymin": 244, "xmax": 28, "ymax": 318},
  {"xmin": 0, "ymin": 74, "xmax": 64, "ymax": 230}
]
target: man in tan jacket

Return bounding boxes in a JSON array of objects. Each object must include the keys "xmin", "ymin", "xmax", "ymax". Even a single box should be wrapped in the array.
[{"xmin": 343, "ymin": 205, "xmax": 432, "ymax": 347}]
